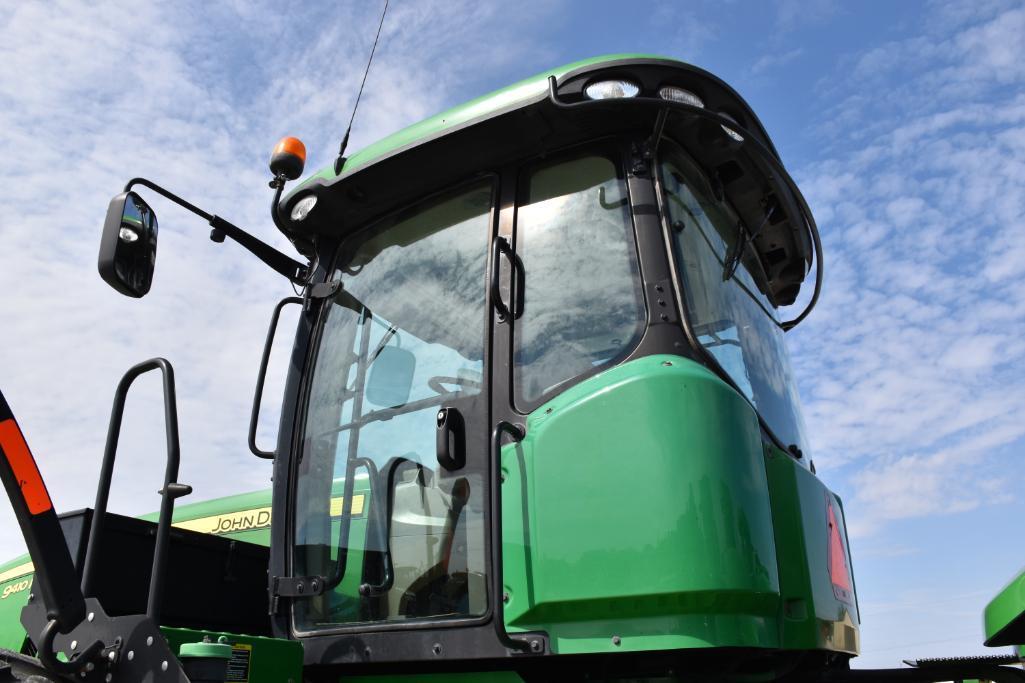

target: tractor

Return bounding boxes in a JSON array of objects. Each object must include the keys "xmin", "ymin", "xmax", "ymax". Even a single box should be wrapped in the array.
[{"xmin": 0, "ymin": 54, "xmax": 1021, "ymax": 682}]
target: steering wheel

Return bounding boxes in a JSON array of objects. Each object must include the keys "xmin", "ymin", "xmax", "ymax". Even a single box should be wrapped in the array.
[{"xmin": 427, "ymin": 375, "xmax": 483, "ymax": 396}]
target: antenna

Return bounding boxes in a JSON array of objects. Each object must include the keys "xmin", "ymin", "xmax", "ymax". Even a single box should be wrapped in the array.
[{"xmin": 334, "ymin": 0, "xmax": 390, "ymax": 176}]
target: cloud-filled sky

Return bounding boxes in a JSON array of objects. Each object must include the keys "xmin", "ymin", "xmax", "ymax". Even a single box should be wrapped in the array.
[{"xmin": 1, "ymin": 0, "xmax": 1023, "ymax": 670}]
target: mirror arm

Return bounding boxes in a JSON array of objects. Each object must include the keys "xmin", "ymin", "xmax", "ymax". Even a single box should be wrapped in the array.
[{"xmin": 124, "ymin": 177, "xmax": 309, "ymax": 285}]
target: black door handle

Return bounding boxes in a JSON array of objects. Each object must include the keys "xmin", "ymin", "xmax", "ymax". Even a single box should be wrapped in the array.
[
  {"xmin": 436, "ymin": 407, "xmax": 465, "ymax": 470},
  {"xmin": 490, "ymin": 236, "xmax": 525, "ymax": 321}
]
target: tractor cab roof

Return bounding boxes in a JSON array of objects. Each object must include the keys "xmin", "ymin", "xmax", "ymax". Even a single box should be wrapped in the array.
[{"xmin": 281, "ymin": 53, "xmax": 816, "ymax": 308}]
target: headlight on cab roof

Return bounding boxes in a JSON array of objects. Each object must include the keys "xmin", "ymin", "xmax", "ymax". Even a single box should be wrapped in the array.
[
  {"xmin": 658, "ymin": 86, "xmax": 704, "ymax": 108},
  {"xmin": 584, "ymin": 79, "xmax": 640, "ymax": 100},
  {"xmin": 290, "ymin": 194, "xmax": 318, "ymax": 222}
]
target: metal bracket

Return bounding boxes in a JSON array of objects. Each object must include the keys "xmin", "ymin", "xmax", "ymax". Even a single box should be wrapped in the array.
[{"xmin": 308, "ymin": 279, "xmax": 342, "ymax": 300}]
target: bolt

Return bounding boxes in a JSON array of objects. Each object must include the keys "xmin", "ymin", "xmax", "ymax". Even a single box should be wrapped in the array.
[
  {"xmin": 70, "ymin": 640, "xmax": 78, "ymax": 650},
  {"xmin": 432, "ymin": 643, "xmax": 442, "ymax": 656},
  {"xmin": 87, "ymin": 612, "xmax": 95, "ymax": 622},
  {"xmin": 545, "ymin": 407, "xmax": 553, "ymax": 414},
  {"xmin": 108, "ymin": 651, "xmax": 116, "ymax": 662},
  {"xmin": 530, "ymin": 640, "xmax": 543, "ymax": 653},
  {"xmin": 655, "ymin": 284, "xmax": 664, "ymax": 292},
  {"xmin": 106, "ymin": 674, "xmax": 113, "ymax": 682},
  {"xmin": 146, "ymin": 636, "xmax": 154, "ymax": 647},
  {"xmin": 660, "ymin": 313, "xmax": 669, "ymax": 322},
  {"xmin": 662, "ymin": 361, "xmax": 673, "ymax": 367},
  {"xmin": 612, "ymin": 635, "xmax": 622, "ymax": 646},
  {"xmin": 503, "ymin": 592, "xmax": 510, "ymax": 603},
  {"xmin": 127, "ymin": 650, "xmax": 134, "ymax": 661},
  {"xmin": 85, "ymin": 663, "xmax": 95, "ymax": 672},
  {"xmin": 437, "ymin": 410, "xmax": 445, "ymax": 421},
  {"xmin": 364, "ymin": 646, "xmax": 371, "ymax": 658},
  {"xmin": 161, "ymin": 660, "xmax": 168, "ymax": 671},
  {"xmin": 657, "ymin": 298, "xmax": 666, "ymax": 306}
]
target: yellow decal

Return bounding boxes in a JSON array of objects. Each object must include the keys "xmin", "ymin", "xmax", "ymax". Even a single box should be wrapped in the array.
[
  {"xmin": 0, "ymin": 561, "xmax": 34, "ymax": 585},
  {"xmin": 1, "ymin": 577, "xmax": 32, "ymax": 600},
  {"xmin": 173, "ymin": 495, "xmax": 365, "ymax": 536},
  {"xmin": 329, "ymin": 494, "xmax": 365, "ymax": 517}
]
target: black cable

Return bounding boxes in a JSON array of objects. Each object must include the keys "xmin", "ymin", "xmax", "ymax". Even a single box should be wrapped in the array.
[{"xmin": 334, "ymin": 0, "xmax": 389, "ymax": 175}]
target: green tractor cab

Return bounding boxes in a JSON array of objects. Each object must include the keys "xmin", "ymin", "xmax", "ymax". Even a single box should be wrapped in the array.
[{"xmin": 0, "ymin": 53, "xmax": 1018, "ymax": 682}]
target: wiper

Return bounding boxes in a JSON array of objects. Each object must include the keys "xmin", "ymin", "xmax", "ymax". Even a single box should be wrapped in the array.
[{"xmin": 723, "ymin": 202, "xmax": 776, "ymax": 282}]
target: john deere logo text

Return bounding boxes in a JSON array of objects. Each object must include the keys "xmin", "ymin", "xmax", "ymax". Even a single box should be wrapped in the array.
[{"xmin": 174, "ymin": 507, "xmax": 272, "ymax": 535}]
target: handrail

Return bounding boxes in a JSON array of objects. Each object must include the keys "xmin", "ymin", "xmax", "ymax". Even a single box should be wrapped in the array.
[
  {"xmin": 80, "ymin": 358, "xmax": 192, "ymax": 624},
  {"xmin": 250, "ymin": 297, "xmax": 303, "ymax": 458}
]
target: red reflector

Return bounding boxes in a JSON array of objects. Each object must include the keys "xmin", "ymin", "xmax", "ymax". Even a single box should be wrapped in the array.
[
  {"xmin": 827, "ymin": 498, "xmax": 853, "ymax": 602},
  {"xmin": 0, "ymin": 419, "xmax": 53, "ymax": 515}
]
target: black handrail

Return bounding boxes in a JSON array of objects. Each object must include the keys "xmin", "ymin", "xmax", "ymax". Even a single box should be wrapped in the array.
[
  {"xmin": 250, "ymin": 297, "xmax": 303, "ymax": 459},
  {"xmin": 80, "ymin": 358, "xmax": 192, "ymax": 624},
  {"xmin": 491, "ymin": 421, "xmax": 532, "ymax": 652}
]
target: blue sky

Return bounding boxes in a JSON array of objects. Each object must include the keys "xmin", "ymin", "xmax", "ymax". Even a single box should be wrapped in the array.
[{"xmin": 0, "ymin": 0, "xmax": 1023, "ymax": 671}]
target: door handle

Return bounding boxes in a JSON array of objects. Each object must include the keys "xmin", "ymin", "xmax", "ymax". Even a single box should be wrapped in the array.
[
  {"xmin": 490, "ymin": 236, "xmax": 525, "ymax": 321},
  {"xmin": 436, "ymin": 407, "xmax": 465, "ymax": 470}
]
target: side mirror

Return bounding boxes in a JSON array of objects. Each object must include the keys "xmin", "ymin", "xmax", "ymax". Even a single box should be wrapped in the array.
[
  {"xmin": 98, "ymin": 191, "xmax": 158, "ymax": 297},
  {"xmin": 366, "ymin": 346, "xmax": 416, "ymax": 408}
]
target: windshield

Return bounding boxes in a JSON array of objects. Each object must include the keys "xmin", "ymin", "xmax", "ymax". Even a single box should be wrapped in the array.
[
  {"xmin": 294, "ymin": 181, "xmax": 492, "ymax": 631},
  {"xmin": 659, "ymin": 142, "xmax": 809, "ymax": 452}
]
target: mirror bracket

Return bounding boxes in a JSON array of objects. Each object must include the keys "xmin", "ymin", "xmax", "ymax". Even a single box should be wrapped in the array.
[{"xmin": 122, "ymin": 177, "xmax": 309, "ymax": 285}]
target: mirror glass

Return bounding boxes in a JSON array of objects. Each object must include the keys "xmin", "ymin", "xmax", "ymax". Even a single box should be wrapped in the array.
[
  {"xmin": 99, "ymin": 191, "xmax": 158, "ymax": 297},
  {"xmin": 366, "ymin": 346, "xmax": 416, "ymax": 408}
]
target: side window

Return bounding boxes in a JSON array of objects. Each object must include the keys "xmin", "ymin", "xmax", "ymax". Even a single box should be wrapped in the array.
[
  {"xmin": 513, "ymin": 154, "xmax": 645, "ymax": 409},
  {"xmin": 659, "ymin": 143, "xmax": 809, "ymax": 451}
]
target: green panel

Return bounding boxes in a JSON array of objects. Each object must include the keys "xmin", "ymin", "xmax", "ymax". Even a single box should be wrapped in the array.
[
  {"xmin": 501, "ymin": 354, "xmax": 781, "ymax": 655},
  {"xmin": 290, "ymin": 53, "xmax": 671, "ymax": 193},
  {"xmin": 764, "ymin": 447, "xmax": 860, "ymax": 654},
  {"xmin": 984, "ymin": 567, "xmax": 1025, "ymax": 646},
  {"xmin": 0, "ymin": 555, "xmax": 32, "ymax": 651},
  {"xmin": 162, "ymin": 626, "xmax": 303, "ymax": 683}
]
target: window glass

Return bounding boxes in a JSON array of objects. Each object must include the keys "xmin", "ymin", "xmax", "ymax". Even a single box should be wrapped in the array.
[
  {"xmin": 294, "ymin": 182, "xmax": 492, "ymax": 631},
  {"xmin": 659, "ymin": 143, "xmax": 809, "ymax": 451},
  {"xmin": 513, "ymin": 155, "xmax": 644, "ymax": 407}
]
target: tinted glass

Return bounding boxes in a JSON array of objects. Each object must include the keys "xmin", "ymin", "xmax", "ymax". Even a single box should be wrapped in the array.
[
  {"xmin": 513, "ymin": 155, "xmax": 644, "ymax": 407},
  {"xmin": 659, "ymin": 143, "xmax": 809, "ymax": 451},
  {"xmin": 294, "ymin": 182, "xmax": 492, "ymax": 631}
]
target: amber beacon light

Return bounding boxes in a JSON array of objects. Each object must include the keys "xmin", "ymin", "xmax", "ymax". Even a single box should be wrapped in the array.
[{"xmin": 269, "ymin": 136, "xmax": 307, "ymax": 180}]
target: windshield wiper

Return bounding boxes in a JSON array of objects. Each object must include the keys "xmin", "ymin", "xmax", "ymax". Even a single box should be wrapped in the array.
[{"xmin": 723, "ymin": 202, "xmax": 776, "ymax": 282}]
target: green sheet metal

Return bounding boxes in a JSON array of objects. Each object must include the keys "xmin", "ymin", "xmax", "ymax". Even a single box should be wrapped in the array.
[
  {"xmin": 984, "ymin": 567, "xmax": 1025, "ymax": 646},
  {"xmin": 162, "ymin": 627, "xmax": 302, "ymax": 683},
  {"xmin": 500, "ymin": 354, "xmax": 781, "ymax": 654},
  {"xmin": 292, "ymin": 53, "xmax": 670, "ymax": 191},
  {"xmin": 764, "ymin": 444, "xmax": 859, "ymax": 654}
]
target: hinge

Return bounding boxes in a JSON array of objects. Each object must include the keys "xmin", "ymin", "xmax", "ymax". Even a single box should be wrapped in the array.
[
  {"xmin": 272, "ymin": 575, "xmax": 326, "ymax": 598},
  {"xmin": 270, "ymin": 575, "xmax": 326, "ymax": 615}
]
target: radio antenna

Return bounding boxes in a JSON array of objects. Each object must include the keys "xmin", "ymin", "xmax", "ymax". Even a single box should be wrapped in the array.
[{"xmin": 334, "ymin": 0, "xmax": 390, "ymax": 175}]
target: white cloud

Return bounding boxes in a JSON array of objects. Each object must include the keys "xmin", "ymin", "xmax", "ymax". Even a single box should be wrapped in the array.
[
  {"xmin": 786, "ymin": 1, "xmax": 1025, "ymax": 537},
  {"xmin": 0, "ymin": 0, "xmax": 564, "ymax": 556}
]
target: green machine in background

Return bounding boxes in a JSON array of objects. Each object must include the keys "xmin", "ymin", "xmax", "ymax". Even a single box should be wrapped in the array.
[{"xmin": 0, "ymin": 54, "xmax": 1021, "ymax": 682}]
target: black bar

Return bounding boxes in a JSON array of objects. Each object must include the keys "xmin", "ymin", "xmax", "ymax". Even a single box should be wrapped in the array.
[
  {"xmin": 80, "ymin": 358, "xmax": 188, "ymax": 624},
  {"xmin": 124, "ymin": 177, "xmax": 309, "ymax": 285},
  {"xmin": 250, "ymin": 297, "xmax": 303, "ymax": 459}
]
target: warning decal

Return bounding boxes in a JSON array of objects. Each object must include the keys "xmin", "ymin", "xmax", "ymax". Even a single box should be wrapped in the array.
[{"xmin": 226, "ymin": 643, "xmax": 252, "ymax": 682}]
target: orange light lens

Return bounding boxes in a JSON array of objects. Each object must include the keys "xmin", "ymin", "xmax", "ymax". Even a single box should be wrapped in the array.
[{"xmin": 273, "ymin": 136, "xmax": 306, "ymax": 164}]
